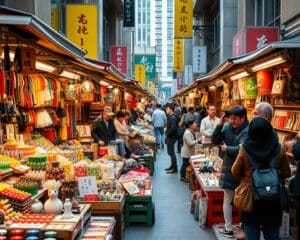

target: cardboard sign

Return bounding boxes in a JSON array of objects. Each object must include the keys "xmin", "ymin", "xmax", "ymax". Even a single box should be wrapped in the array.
[{"xmin": 77, "ymin": 176, "xmax": 98, "ymax": 197}]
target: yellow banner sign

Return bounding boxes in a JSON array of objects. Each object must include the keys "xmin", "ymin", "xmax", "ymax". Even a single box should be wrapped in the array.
[
  {"xmin": 148, "ymin": 82, "xmax": 155, "ymax": 94},
  {"xmin": 173, "ymin": 39, "xmax": 184, "ymax": 72},
  {"xmin": 66, "ymin": 4, "xmax": 98, "ymax": 59},
  {"xmin": 51, "ymin": 5, "xmax": 59, "ymax": 31},
  {"xmin": 174, "ymin": 0, "xmax": 193, "ymax": 38},
  {"xmin": 135, "ymin": 64, "xmax": 146, "ymax": 86}
]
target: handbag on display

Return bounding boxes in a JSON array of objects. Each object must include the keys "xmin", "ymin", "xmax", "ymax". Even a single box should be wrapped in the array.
[
  {"xmin": 271, "ymin": 68, "xmax": 286, "ymax": 95},
  {"xmin": 233, "ymin": 182, "xmax": 254, "ymax": 213}
]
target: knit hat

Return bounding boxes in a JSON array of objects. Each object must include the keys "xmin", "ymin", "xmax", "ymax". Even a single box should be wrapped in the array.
[{"xmin": 248, "ymin": 117, "xmax": 273, "ymax": 141}]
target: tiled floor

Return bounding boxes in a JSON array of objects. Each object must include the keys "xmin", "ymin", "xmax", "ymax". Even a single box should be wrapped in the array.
[{"xmin": 125, "ymin": 146, "xmax": 216, "ymax": 240}]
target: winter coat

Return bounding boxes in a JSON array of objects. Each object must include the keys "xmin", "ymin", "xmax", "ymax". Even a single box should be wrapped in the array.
[
  {"xmin": 232, "ymin": 145, "xmax": 291, "ymax": 225},
  {"xmin": 212, "ymin": 121, "xmax": 249, "ymax": 190},
  {"xmin": 91, "ymin": 118, "xmax": 118, "ymax": 145},
  {"xmin": 165, "ymin": 113, "xmax": 179, "ymax": 141}
]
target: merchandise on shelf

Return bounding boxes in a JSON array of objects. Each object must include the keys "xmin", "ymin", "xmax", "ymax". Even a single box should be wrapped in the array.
[
  {"xmin": 27, "ymin": 155, "xmax": 47, "ymax": 170},
  {"xmin": 14, "ymin": 179, "xmax": 38, "ymax": 196},
  {"xmin": 45, "ymin": 162, "xmax": 65, "ymax": 181},
  {"xmin": 0, "ymin": 154, "xmax": 21, "ymax": 167}
]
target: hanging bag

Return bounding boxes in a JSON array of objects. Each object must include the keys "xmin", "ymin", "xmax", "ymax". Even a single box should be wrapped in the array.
[
  {"xmin": 233, "ymin": 181, "xmax": 254, "ymax": 212},
  {"xmin": 271, "ymin": 68, "xmax": 286, "ymax": 95}
]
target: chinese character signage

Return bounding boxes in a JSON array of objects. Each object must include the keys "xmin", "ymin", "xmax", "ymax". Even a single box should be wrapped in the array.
[
  {"xmin": 51, "ymin": 4, "xmax": 59, "ymax": 31},
  {"xmin": 134, "ymin": 55, "xmax": 156, "ymax": 79},
  {"xmin": 148, "ymin": 81, "xmax": 155, "ymax": 94},
  {"xmin": 232, "ymin": 27, "xmax": 279, "ymax": 57},
  {"xmin": 184, "ymin": 65, "xmax": 193, "ymax": 85},
  {"xmin": 173, "ymin": 39, "xmax": 184, "ymax": 72},
  {"xmin": 66, "ymin": 4, "xmax": 98, "ymax": 59},
  {"xmin": 123, "ymin": 0, "xmax": 135, "ymax": 31},
  {"xmin": 174, "ymin": 0, "xmax": 193, "ymax": 38},
  {"xmin": 135, "ymin": 64, "xmax": 146, "ymax": 86},
  {"xmin": 193, "ymin": 46, "xmax": 207, "ymax": 73},
  {"xmin": 21, "ymin": 47, "xmax": 35, "ymax": 74},
  {"xmin": 111, "ymin": 46, "xmax": 128, "ymax": 74}
]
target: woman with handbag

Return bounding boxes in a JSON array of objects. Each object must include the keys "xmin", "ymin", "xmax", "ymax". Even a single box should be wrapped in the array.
[{"xmin": 232, "ymin": 117, "xmax": 291, "ymax": 240}]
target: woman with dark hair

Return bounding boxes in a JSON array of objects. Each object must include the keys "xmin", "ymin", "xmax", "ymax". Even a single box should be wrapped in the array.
[
  {"xmin": 232, "ymin": 117, "xmax": 291, "ymax": 240},
  {"xmin": 114, "ymin": 111, "xmax": 129, "ymax": 145},
  {"xmin": 180, "ymin": 116, "xmax": 201, "ymax": 182}
]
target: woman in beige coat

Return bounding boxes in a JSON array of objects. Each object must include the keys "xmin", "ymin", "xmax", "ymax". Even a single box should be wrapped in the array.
[{"xmin": 180, "ymin": 116, "xmax": 201, "ymax": 182}]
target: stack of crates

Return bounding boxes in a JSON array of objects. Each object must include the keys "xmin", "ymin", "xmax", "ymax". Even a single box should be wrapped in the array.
[
  {"xmin": 139, "ymin": 153, "xmax": 154, "ymax": 175},
  {"xmin": 125, "ymin": 195, "xmax": 154, "ymax": 226}
]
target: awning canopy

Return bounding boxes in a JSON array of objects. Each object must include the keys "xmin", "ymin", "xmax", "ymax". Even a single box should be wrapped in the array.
[
  {"xmin": 0, "ymin": 6, "xmax": 153, "ymax": 98},
  {"xmin": 171, "ymin": 36, "xmax": 300, "ymax": 99}
]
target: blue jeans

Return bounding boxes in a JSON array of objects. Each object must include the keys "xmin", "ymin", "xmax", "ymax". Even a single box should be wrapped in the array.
[
  {"xmin": 180, "ymin": 157, "xmax": 189, "ymax": 178},
  {"xmin": 244, "ymin": 223, "xmax": 280, "ymax": 240},
  {"xmin": 154, "ymin": 127, "xmax": 164, "ymax": 147}
]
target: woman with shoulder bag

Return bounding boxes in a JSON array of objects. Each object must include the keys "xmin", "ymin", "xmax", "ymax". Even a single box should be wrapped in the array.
[
  {"xmin": 232, "ymin": 117, "xmax": 291, "ymax": 240},
  {"xmin": 285, "ymin": 131, "xmax": 300, "ymax": 240}
]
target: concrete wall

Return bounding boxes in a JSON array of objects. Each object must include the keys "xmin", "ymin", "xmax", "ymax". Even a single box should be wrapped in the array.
[
  {"xmin": 281, "ymin": 0, "xmax": 300, "ymax": 24},
  {"xmin": 219, "ymin": 0, "xmax": 237, "ymax": 61},
  {"xmin": 7, "ymin": 0, "xmax": 51, "ymax": 25}
]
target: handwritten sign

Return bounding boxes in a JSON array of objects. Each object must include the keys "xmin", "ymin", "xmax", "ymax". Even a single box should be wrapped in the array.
[{"xmin": 77, "ymin": 176, "xmax": 98, "ymax": 197}]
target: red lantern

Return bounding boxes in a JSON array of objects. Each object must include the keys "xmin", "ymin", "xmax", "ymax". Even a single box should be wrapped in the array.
[
  {"xmin": 100, "ymin": 86, "xmax": 107, "ymax": 95},
  {"xmin": 256, "ymin": 70, "xmax": 273, "ymax": 96}
]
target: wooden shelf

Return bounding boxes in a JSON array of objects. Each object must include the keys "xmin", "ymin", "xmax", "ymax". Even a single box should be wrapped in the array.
[
  {"xmin": 274, "ymin": 105, "xmax": 300, "ymax": 109},
  {"xmin": 273, "ymin": 127, "xmax": 298, "ymax": 134}
]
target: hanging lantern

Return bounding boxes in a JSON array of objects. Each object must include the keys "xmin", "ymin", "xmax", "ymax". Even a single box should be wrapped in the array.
[
  {"xmin": 64, "ymin": 80, "xmax": 78, "ymax": 101},
  {"xmin": 256, "ymin": 70, "xmax": 273, "ymax": 96}
]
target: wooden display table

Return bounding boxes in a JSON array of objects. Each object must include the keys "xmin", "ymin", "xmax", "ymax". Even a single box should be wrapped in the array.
[
  {"xmin": 80, "ymin": 194, "xmax": 125, "ymax": 240},
  {"xmin": 191, "ymin": 160, "xmax": 239, "ymax": 228}
]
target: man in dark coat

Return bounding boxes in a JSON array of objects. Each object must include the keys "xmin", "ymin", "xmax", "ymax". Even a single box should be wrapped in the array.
[
  {"xmin": 212, "ymin": 105, "xmax": 249, "ymax": 237},
  {"xmin": 165, "ymin": 103, "xmax": 180, "ymax": 173}
]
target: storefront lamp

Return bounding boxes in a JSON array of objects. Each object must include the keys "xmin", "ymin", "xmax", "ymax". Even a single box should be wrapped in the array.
[
  {"xmin": 60, "ymin": 70, "xmax": 80, "ymax": 80},
  {"xmin": 230, "ymin": 71, "xmax": 249, "ymax": 80},
  {"xmin": 251, "ymin": 56, "xmax": 286, "ymax": 72},
  {"xmin": 189, "ymin": 92, "xmax": 194, "ymax": 98},
  {"xmin": 99, "ymin": 80, "xmax": 109, "ymax": 86},
  {"xmin": 36, "ymin": 61, "xmax": 56, "ymax": 73},
  {"xmin": 209, "ymin": 85, "xmax": 217, "ymax": 91}
]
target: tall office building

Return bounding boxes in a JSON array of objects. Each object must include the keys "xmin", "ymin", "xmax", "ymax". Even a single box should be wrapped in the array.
[{"xmin": 155, "ymin": 0, "xmax": 174, "ymax": 94}]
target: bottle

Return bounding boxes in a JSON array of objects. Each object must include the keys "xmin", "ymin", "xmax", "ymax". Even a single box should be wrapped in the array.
[{"xmin": 62, "ymin": 198, "xmax": 73, "ymax": 219}]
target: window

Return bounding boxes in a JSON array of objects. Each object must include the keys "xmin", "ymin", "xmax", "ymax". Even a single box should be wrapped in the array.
[
  {"xmin": 255, "ymin": 0, "xmax": 280, "ymax": 27},
  {"xmin": 212, "ymin": 13, "xmax": 220, "ymax": 51}
]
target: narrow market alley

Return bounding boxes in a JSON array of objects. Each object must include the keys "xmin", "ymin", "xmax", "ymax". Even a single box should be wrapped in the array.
[{"xmin": 125, "ymin": 146, "xmax": 216, "ymax": 240}]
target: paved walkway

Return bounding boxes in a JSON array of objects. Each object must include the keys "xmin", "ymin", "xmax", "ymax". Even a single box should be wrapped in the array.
[{"xmin": 125, "ymin": 146, "xmax": 216, "ymax": 240}]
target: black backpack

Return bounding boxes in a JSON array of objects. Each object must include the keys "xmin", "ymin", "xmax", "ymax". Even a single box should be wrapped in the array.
[{"xmin": 244, "ymin": 145, "xmax": 281, "ymax": 202}]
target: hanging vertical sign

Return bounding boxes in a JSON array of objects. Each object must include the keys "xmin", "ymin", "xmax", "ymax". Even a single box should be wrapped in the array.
[
  {"xmin": 123, "ymin": 0, "xmax": 135, "ymax": 31},
  {"xmin": 193, "ymin": 46, "xmax": 207, "ymax": 73},
  {"xmin": 66, "ymin": 4, "xmax": 98, "ymax": 59},
  {"xmin": 134, "ymin": 55, "xmax": 156, "ymax": 79},
  {"xmin": 135, "ymin": 64, "xmax": 146, "ymax": 87},
  {"xmin": 148, "ymin": 82, "xmax": 155, "ymax": 94},
  {"xmin": 51, "ymin": 4, "xmax": 59, "ymax": 31},
  {"xmin": 111, "ymin": 46, "xmax": 128, "ymax": 74},
  {"xmin": 174, "ymin": 0, "xmax": 193, "ymax": 38},
  {"xmin": 173, "ymin": 39, "xmax": 184, "ymax": 72},
  {"xmin": 184, "ymin": 65, "xmax": 193, "ymax": 85},
  {"xmin": 21, "ymin": 47, "xmax": 36, "ymax": 74}
]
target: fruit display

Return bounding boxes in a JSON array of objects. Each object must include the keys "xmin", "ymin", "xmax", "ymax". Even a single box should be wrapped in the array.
[
  {"xmin": 45, "ymin": 162, "xmax": 65, "ymax": 181},
  {"xmin": 101, "ymin": 154, "xmax": 121, "ymax": 161},
  {"xmin": 24, "ymin": 170, "xmax": 45, "ymax": 189},
  {"xmin": 0, "ymin": 199, "xmax": 22, "ymax": 224},
  {"xmin": 12, "ymin": 213, "xmax": 55, "ymax": 224},
  {"xmin": 27, "ymin": 155, "xmax": 47, "ymax": 170},
  {"xmin": 30, "ymin": 134, "xmax": 55, "ymax": 149},
  {"xmin": 57, "ymin": 159, "xmax": 73, "ymax": 180},
  {"xmin": 14, "ymin": 179, "xmax": 38, "ymax": 196},
  {"xmin": 73, "ymin": 161, "xmax": 88, "ymax": 177},
  {"xmin": 0, "ymin": 162, "xmax": 12, "ymax": 176},
  {"xmin": 87, "ymin": 163, "xmax": 101, "ymax": 179},
  {"xmin": 0, "ymin": 188, "xmax": 32, "ymax": 213},
  {"xmin": 0, "ymin": 155, "xmax": 21, "ymax": 167}
]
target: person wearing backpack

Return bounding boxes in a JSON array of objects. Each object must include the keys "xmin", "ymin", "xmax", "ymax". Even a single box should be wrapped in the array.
[
  {"xmin": 232, "ymin": 117, "xmax": 291, "ymax": 240},
  {"xmin": 212, "ymin": 105, "xmax": 249, "ymax": 238}
]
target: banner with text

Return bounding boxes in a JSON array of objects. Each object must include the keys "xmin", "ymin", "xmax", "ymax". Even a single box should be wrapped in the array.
[
  {"xmin": 66, "ymin": 4, "xmax": 98, "ymax": 59},
  {"xmin": 135, "ymin": 64, "xmax": 146, "ymax": 87},
  {"xmin": 111, "ymin": 46, "xmax": 128, "ymax": 74},
  {"xmin": 148, "ymin": 82, "xmax": 155, "ymax": 95},
  {"xmin": 193, "ymin": 46, "xmax": 207, "ymax": 73},
  {"xmin": 51, "ymin": 4, "xmax": 59, "ymax": 31},
  {"xmin": 134, "ymin": 55, "xmax": 156, "ymax": 79},
  {"xmin": 173, "ymin": 39, "xmax": 184, "ymax": 72},
  {"xmin": 123, "ymin": 0, "xmax": 135, "ymax": 31},
  {"xmin": 174, "ymin": 0, "xmax": 193, "ymax": 38}
]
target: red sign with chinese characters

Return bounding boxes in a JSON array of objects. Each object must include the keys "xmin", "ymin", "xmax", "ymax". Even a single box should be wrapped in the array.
[
  {"xmin": 232, "ymin": 27, "xmax": 279, "ymax": 57},
  {"xmin": 111, "ymin": 46, "xmax": 128, "ymax": 74},
  {"xmin": 177, "ymin": 76, "xmax": 183, "ymax": 90}
]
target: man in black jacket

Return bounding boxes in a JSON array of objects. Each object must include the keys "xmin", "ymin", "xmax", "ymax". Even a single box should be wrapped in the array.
[
  {"xmin": 212, "ymin": 105, "xmax": 249, "ymax": 238},
  {"xmin": 165, "ymin": 103, "xmax": 180, "ymax": 173},
  {"xmin": 91, "ymin": 106, "xmax": 135, "ymax": 159}
]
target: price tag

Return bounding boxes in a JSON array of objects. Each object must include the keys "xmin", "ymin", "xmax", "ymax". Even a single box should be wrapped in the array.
[
  {"xmin": 77, "ymin": 176, "xmax": 98, "ymax": 197},
  {"xmin": 84, "ymin": 195, "xmax": 99, "ymax": 201}
]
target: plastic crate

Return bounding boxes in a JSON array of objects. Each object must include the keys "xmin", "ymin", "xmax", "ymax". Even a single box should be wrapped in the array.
[{"xmin": 125, "ymin": 196, "xmax": 153, "ymax": 226}]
